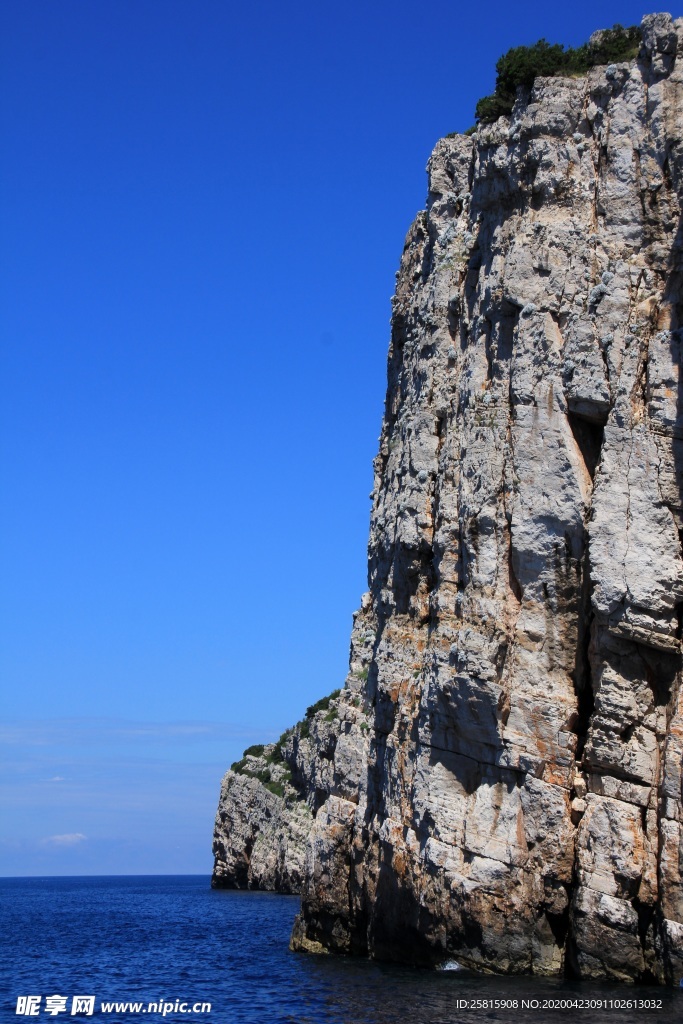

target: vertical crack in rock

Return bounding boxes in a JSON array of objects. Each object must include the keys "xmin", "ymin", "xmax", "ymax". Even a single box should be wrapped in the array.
[
  {"xmin": 572, "ymin": 547, "xmax": 597, "ymax": 762},
  {"xmin": 567, "ymin": 414, "xmax": 605, "ymax": 480},
  {"xmin": 213, "ymin": 14, "xmax": 683, "ymax": 985}
]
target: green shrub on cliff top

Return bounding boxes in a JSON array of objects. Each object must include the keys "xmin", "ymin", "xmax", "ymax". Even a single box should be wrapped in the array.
[
  {"xmin": 305, "ymin": 688, "xmax": 341, "ymax": 720},
  {"xmin": 294, "ymin": 687, "xmax": 343, "ymax": 741},
  {"xmin": 475, "ymin": 24, "xmax": 641, "ymax": 124},
  {"xmin": 242, "ymin": 743, "xmax": 265, "ymax": 758},
  {"xmin": 270, "ymin": 729, "xmax": 291, "ymax": 762}
]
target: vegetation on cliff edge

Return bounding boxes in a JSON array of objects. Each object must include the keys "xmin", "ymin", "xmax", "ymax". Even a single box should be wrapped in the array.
[
  {"xmin": 230, "ymin": 686, "xmax": 343, "ymax": 784},
  {"xmin": 474, "ymin": 24, "xmax": 641, "ymax": 125}
]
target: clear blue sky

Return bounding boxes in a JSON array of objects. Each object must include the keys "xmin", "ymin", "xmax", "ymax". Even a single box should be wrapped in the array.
[{"xmin": 1, "ymin": 0, "xmax": 659, "ymax": 874}]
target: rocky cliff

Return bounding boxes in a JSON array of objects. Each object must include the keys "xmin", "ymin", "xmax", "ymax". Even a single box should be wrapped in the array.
[{"xmin": 213, "ymin": 13, "xmax": 683, "ymax": 985}]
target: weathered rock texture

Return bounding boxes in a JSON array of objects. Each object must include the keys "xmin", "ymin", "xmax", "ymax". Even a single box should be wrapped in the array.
[
  {"xmin": 212, "ymin": 754, "xmax": 312, "ymax": 894},
  {"xmin": 213, "ymin": 13, "xmax": 683, "ymax": 984}
]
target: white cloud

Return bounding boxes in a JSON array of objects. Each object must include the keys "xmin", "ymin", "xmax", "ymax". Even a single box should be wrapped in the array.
[
  {"xmin": 46, "ymin": 776, "xmax": 66, "ymax": 782},
  {"xmin": 41, "ymin": 833, "xmax": 87, "ymax": 847}
]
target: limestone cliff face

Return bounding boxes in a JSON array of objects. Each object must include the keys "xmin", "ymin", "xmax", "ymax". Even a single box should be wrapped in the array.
[{"xmin": 213, "ymin": 13, "xmax": 683, "ymax": 984}]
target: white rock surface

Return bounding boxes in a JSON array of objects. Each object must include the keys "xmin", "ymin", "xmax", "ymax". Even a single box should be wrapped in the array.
[{"xmin": 214, "ymin": 14, "xmax": 683, "ymax": 984}]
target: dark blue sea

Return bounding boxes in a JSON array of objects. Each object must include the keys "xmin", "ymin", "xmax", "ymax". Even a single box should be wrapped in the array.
[{"xmin": 1, "ymin": 876, "xmax": 682, "ymax": 1024}]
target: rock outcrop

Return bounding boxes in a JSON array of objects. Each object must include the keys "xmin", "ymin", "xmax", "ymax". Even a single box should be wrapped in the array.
[{"xmin": 213, "ymin": 13, "xmax": 683, "ymax": 984}]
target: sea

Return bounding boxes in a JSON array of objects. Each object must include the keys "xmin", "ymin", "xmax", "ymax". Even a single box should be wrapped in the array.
[{"xmin": 1, "ymin": 876, "xmax": 682, "ymax": 1024}]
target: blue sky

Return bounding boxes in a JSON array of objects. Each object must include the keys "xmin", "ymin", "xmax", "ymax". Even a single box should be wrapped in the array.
[{"xmin": 1, "ymin": 0, "xmax": 658, "ymax": 874}]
